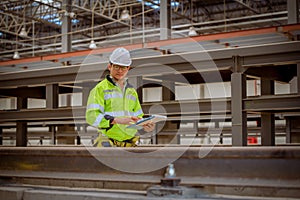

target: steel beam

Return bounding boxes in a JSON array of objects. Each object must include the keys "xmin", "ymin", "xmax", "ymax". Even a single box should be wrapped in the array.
[
  {"xmin": 16, "ymin": 121, "xmax": 27, "ymax": 147},
  {"xmin": 0, "ymin": 41, "xmax": 299, "ymax": 89},
  {"xmin": 61, "ymin": 0, "xmax": 72, "ymax": 53},
  {"xmin": 288, "ymin": 0, "xmax": 299, "ymax": 24},
  {"xmin": 16, "ymin": 95, "xmax": 27, "ymax": 147},
  {"xmin": 160, "ymin": 0, "xmax": 171, "ymax": 40},
  {"xmin": 231, "ymin": 56, "xmax": 247, "ymax": 146},
  {"xmin": 162, "ymin": 80, "xmax": 175, "ymax": 102},
  {"xmin": 0, "ymin": 127, "xmax": 2, "ymax": 145},
  {"xmin": 261, "ymin": 113, "xmax": 275, "ymax": 145},
  {"xmin": 0, "ymin": 87, "xmax": 45, "ymax": 99},
  {"xmin": 160, "ymin": 80, "xmax": 177, "ymax": 144},
  {"xmin": 81, "ymin": 86, "xmax": 90, "ymax": 107},
  {"xmin": 0, "ymin": 95, "xmax": 299, "ymax": 123},
  {"xmin": 46, "ymin": 84, "xmax": 59, "ymax": 109},
  {"xmin": 0, "ymin": 99, "xmax": 230, "ymax": 122},
  {"xmin": 142, "ymin": 98, "xmax": 230, "ymax": 116},
  {"xmin": 128, "ymin": 76, "xmax": 143, "ymax": 104},
  {"xmin": 0, "ymin": 107, "xmax": 82, "ymax": 122},
  {"xmin": 244, "ymin": 94, "xmax": 300, "ymax": 112},
  {"xmin": 298, "ymin": 63, "xmax": 300, "ymax": 94},
  {"xmin": 260, "ymin": 79, "xmax": 275, "ymax": 146}
]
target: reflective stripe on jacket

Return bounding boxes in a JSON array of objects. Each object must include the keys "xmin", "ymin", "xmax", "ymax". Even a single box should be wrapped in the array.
[{"xmin": 86, "ymin": 75, "xmax": 144, "ymax": 141}]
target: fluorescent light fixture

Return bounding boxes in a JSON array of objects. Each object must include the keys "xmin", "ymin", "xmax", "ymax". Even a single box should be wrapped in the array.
[
  {"xmin": 188, "ymin": 26, "xmax": 198, "ymax": 36},
  {"xmin": 120, "ymin": 10, "xmax": 131, "ymax": 20},
  {"xmin": 19, "ymin": 27, "xmax": 28, "ymax": 37},
  {"xmin": 13, "ymin": 51, "xmax": 20, "ymax": 59},
  {"xmin": 89, "ymin": 40, "xmax": 97, "ymax": 49}
]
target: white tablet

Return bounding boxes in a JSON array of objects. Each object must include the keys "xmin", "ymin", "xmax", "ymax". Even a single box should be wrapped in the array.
[{"xmin": 126, "ymin": 114, "xmax": 167, "ymax": 129}]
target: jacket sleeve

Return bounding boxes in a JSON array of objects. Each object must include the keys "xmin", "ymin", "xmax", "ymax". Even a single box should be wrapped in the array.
[
  {"xmin": 85, "ymin": 86, "xmax": 111, "ymax": 128},
  {"xmin": 133, "ymin": 90, "xmax": 144, "ymax": 118}
]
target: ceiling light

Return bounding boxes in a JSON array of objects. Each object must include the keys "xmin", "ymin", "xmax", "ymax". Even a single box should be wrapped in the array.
[
  {"xmin": 89, "ymin": 40, "xmax": 97, "ymax": 49},
  {"xmin": 120, "ymin": 9, "xmax": 131, "ymax": 21},
  {"xmin": 188, "ymin": 26, "xmax": 198, "ymax": 36},
  {"xmin": 13, "ymin": 51, "xmax": 20, "ymax": 59},
  {"xmin": 69, "ymin": 12, "xmax": 76, "ymax": 18},
  {"xmin": 19, "ymin": 27, "xmax": 28, "ymax": 37},
  {"xmin": 89, "ymin": 10, "xmax": 97, "ymax": 49}
]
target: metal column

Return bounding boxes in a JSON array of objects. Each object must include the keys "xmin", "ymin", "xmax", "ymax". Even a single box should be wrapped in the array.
[
  {"xmin": 160, "ymin": 0, "xmax": 171, "ymax": 40},
  {"xmin": 159, "ymin": 80, "xmax": 179, "ymax": 144},
  {"xmin": 286, "ymin": 63, "xmax": 300, "ymax": 143},
  {"xmin": 0, "ymin": 127, "xmax": 2, "ymax": 145},
  {"xmin": 290, "ymin": 63, "xmax": 300, "ymax": 94},
  {"xmin": 61, "ymin": 0, "xmax": 72, "ymax": 53},
  {"xmin": 49, "ymin": 126, "xmax": 56, "ymax": 145},
  {"xmin": 46, "ymin": 84, "xmax": 59, "ymax": 109},
  {"xmin": 288, "ymin": 0, "xmax": 299, "ymax": 24},
  {"xmin": 46, "ymin": 84, "xmax": 59, "ymax": 145},
  {"xmin": 82, "ymin": 86, "xmax": 90, "ymax": 106},
  {"xmin": 162, "ymin": 80, "xmax": 175, "ymax": 101},
  {"xmin": 16, "ymin": 96, "xmax": 27, "ymax": 147},
  {"xmin": 260, "ymin": 79, "xmax": 275, "ymax": 146},
  {"xmin": 297, "ymin": 63, "xmax": 300, "ymax": 94},
  {"xmin": 231, "ymin": 56, "xmax": 247, "ymax": 146},
  {"xmin": 129, "ymin": 76, "xmax": 143, "ymax": 104}
]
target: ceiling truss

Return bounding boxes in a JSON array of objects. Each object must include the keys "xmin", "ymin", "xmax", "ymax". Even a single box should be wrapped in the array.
[{"xmin": 0, "ymin": 0, "xmax": 291, "ymax": 60}]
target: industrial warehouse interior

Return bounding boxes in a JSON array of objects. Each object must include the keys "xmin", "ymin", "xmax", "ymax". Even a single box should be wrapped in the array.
[{"xmin": 0, "ymin": 0, "xmax": 300, "ymax": 200}]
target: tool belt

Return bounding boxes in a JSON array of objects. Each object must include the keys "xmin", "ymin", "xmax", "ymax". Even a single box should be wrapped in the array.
[
  {"xmin": 93, "ymin": 134, "xmax": 139, "ymax": 147},
  {"xmin": 109, "ymin": 136, "xmax": 139, "ymax": 147}
]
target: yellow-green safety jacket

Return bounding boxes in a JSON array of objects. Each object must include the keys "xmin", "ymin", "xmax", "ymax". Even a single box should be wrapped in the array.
[{"xmin": 86, "ymin": 75, "xmax": 144, "ymax": 141}]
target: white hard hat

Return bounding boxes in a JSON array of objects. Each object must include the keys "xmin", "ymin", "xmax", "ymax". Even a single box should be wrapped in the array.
[{"xmin": 109, "ymin": 47, "xmax": 132, "ymax": 66}]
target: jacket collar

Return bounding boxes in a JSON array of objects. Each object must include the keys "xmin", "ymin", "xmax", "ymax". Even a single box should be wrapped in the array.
[{"xmin": 106, "ymin": 75, "xmax": 133, "ymax": 89}]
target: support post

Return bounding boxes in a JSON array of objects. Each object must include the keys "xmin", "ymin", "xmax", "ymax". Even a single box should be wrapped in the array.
[
  {"xmin": 76, "ymin": 125, "xmax": 81, "ymax": 145},
  {"xmin": 82, "ymin": 86, "xmax": 91, "ymax": 106},
  {"xmin": 61, "ymin": 0, "xmax": 72, "ymax": 53},
  {"xmin": 129, "ymin": 76, "xmax": 143, "ymax": 104},
  {"xmin": 16, "ymin": 121, "xmax": 27, "ymax": 147},
  {"xmin": 286, "ymin": 117, "xmax": 291, "ymax": 143},
  {"xmin": 286, "ymin": 116, "xmax": 300, "ymax": 143},
  {"xmin": 162, "ymin": 80, "xmax": 175, "ymax": 101},
  {"xmin": 231, "ymin": 56, "xmax": 247, "ymax": 146},
  {"xmin": 158, "ymin": 80, "xmax": 179, "ymax": 144},
  {"xmin": 160, "ymin": 0, "xmax": 171, "ymax": 40},
  {"xmin": 46, "ymin": 84, "xmax": 59, "ymax": 109},
  {"xmin": 288, "ymin": 0, "xmax": 299, "ymax": 24},
  {"xmin": 260, "ymin": 79, "xmax": 275, "ymax": 146},
  {"xmin": 296, "ymin": 63, "xmax": 300, "ymax": 94},
  {"xmin": 215, "ymin": 121, "xmax": 222, "ymax": 144},
  {"xmin": 16, "ymin": 96, "xmax": 27, "ymax": 147},
  {"xmin": 288, "ymin": 64, "xmax": 300, "ymax": 143},
  {"xmin": 50, "ymin": 126, "xmax": 56, "ymax": 145},
  {"xmin": 0, "ymin": 127, "xmax": 2, "ymax": 145},
  {"xmin": 46, "ymin": 84, "xmax": 65, "ymax": 144}
]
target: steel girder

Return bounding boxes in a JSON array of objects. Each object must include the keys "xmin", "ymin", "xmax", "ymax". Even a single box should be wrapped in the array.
[{"xmin": 0, "ymin": 41, "xmax": 299, "ymax": 88}]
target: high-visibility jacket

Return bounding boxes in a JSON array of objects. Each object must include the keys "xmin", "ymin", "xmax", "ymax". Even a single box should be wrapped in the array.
[{"xmin": 86, "ymin": 75, "xmax": 144, "ymax": 141}]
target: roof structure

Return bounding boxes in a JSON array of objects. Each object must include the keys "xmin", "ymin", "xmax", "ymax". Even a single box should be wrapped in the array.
[{"xmin": 0, "ymin": 0, "xmax": 292, "ymax": 64}]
